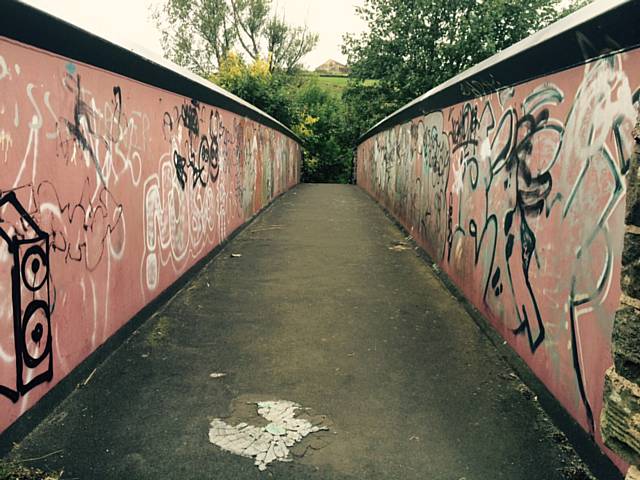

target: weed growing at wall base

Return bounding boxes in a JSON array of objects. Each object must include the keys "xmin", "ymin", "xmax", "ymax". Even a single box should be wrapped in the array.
[{"xmin": 0, "ymin": 460, "xmax": 62, "ymax": 480}]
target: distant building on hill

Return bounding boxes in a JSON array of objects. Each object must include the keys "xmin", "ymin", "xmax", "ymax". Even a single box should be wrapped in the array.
[{"xmin": 314, "ymin": 59, "xmax": 350, "ymax": 75}]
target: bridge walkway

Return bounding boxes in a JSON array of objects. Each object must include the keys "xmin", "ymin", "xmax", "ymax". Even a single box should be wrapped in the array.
[{"xmin": 8, "ymin": 184, "xmax": 590, "ymax": 479}]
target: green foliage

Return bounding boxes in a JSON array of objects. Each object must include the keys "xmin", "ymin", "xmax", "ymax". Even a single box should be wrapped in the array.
[
  {"xmin": 292, "ymin": 81, "xmax": 353, "ymax": 183},
  {"xmin": 154, "ymin": 0, "xmax": 318, "ymax": 75},
  {"xmin": 341, "ymin": 0, "xmax": 593, "ymax": 137},
  {"xmin": 299, "ymin": 74, "xmax": 372, "ymax": 98},
  {"xmin": 0, "ymin": 460, "xmax": 61, "ymax": 480},
  {"xmin": 213, "ymin": 54, "xmax": 297, "ymax": 127},
  {"xmin": 153, "ymin": 0, "xmax": 235, "ymax": 76},
  {"xmin": 340, "ymin": 80, "xmax": 395, "ymax": 151},
  {"xmin": 213, "ymin": 58, "xmax": 353, "ymax": 183}
]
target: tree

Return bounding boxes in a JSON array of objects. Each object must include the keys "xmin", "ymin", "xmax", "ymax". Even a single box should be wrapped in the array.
[
  {"xmin": 154, "ymin": 0, "xmax": 319, "ymax": 75},
  {"xmin": 153, "ymin": 0, "xmax": 235, "ymax": 75},
  {"xmin": 342, "ymin": 0, "xmax": 592, "ymax": 130},
  {"xmin": 213, "ymin": 53, "xmax": 297, "ymax": 126},
  {"xmin": 340, "ymin": 81, "xmax": 391, "ymax": 150},
  {"xmin": 211, "ymin": 56, "xmax": 353, "ymax": 183},
  {"xmin": 292, "ymin": 81, "xmax": 353, "ymax": 183}
]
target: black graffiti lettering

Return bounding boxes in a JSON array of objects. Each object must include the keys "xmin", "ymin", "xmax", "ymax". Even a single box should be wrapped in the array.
[
  {"xmin": 569, "ymin": 289, "xmax": 595, "ymax": 433},
  {"xmin": 460, "ymin": 76, "xmax": 502, "ymax": 98},
  {"xmin": 174, "ymin": 150, "xmax": 187, "ymax": 190},
  {"xmin": 363, "ymin": 67, "xmax": 634, "ymax": 435},
  {"xmin": 63, "ymin": 75, "xmax": 107, "ymax": 186},
  {"xmin": 187, "ymin": 145, "xmax": 207, "ymax": 189},
  {"xmin": 0, "ymin": 181, "xmax": 125, "ymax": 272},
  {"xmin": 209, "ymin": 126, "xmax": 220, "ymax": 183},
  {"xmin": 450, "ymin": 103, "xmax": 480, "ymax": 152},
  {"xmin": 491, "ymin": 267, "xmax": 504, "ymax": 297},
  {"xmin": 112, "ymin": 86, "xmax": 123, "ymax": 125},
  {"xmin": 198, "ymin": 135, "xmax": 211, "ymax": 185},
  {"xmin": 181, "ymin": 102, "xmax": 199, "ymax": 136},
  {"xmin": 168, "ymin": 108, "xmax": 226, "ymax": 190}
]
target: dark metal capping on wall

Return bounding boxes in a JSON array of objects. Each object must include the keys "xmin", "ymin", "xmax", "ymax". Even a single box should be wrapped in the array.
[
  {"xmin": 1, "ymin": 0, "xmax": 302, "ymax": 145},
  {"xmin": 359, "ymin": 0, "xmax": 640, "ymax": 144}
]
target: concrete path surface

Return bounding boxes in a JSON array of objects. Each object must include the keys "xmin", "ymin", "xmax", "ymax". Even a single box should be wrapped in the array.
[{"xmin": 7, "ymin": 185, "xmax": 594, "ymax": 479}]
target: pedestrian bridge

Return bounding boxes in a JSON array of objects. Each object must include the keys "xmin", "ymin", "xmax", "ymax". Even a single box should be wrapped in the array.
[{"xmin": 0, "ymin": 2, "xmax": 639, "ymax": 479}]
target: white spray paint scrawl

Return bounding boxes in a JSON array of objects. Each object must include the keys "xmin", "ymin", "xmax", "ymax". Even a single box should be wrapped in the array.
[{"xmin": 208, "ymin": 400, "xmax": 328, "ymax": 471}]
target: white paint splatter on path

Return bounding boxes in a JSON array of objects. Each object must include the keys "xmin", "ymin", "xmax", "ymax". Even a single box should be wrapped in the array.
[{"xmin": 208, "ymin": 400, "xmax": 328, "ymax": 471}]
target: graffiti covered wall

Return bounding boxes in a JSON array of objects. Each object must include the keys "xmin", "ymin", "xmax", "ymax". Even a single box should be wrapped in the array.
[
  {"xmin": 357, "ymin": 49, "xmax": 640, "ymax": 469},
  {"xmin": 0, "ymin": 37, "xmax": 300, "ymax": 433}
]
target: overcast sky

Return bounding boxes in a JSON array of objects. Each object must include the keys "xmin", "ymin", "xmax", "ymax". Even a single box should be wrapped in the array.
[{"xmin": 21, "ymin": 0, "xmax": 367, "ymax": 70}]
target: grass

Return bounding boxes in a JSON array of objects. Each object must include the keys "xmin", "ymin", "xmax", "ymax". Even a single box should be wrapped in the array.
[
  {"xmin": 0, "ymin": 460, "xmax": 63, "ymax": 480},
  {"xmin": 301, "ymin": 73, "xmax": 377, "ymax": 97},
  {"xmin": 314, "ymin": 75, "xmax": 349, "ymax": 96},
  {"xmin": 147, "ymin": 314, "xmax": 172, "ymax": 346}
]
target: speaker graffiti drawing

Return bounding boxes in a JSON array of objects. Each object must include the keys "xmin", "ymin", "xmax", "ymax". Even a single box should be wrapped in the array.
[{"xmin": 0, "ymin": 192, "xmax": 53, "ymax": 403}]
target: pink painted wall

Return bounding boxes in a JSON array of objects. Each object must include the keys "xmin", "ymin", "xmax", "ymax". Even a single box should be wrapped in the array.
[
  {"xmin": 0, "ymin": 38, "xmax": 300, "ymax": 433},
  {"xmin": 357, "ymin": 49, "xmax": 640, "ymax": 472}
]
